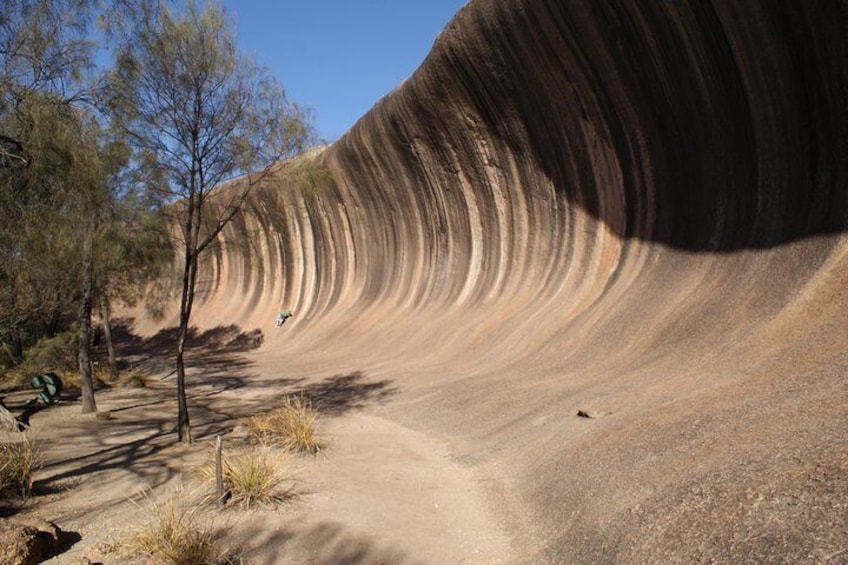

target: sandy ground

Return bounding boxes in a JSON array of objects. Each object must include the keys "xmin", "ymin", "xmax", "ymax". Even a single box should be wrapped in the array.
[{"xmin": 2, "ymin": 358, "xmax": 515, "ymax": 565}]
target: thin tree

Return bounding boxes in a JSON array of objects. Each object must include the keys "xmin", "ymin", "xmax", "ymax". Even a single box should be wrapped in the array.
[
  {"xmin": 94, "ymin": 163, "xmax": 174, "ymax": 384},
  {"xmin": 0, "ymin": 0, "xmax": 120, "ymax": 414},
  {"xmin": 0, "ymin": 0, "xmax": 97, "ymax": 364},
  {"xmin": 73, "ymin": 119, "xmax": 156, "ymax": 410},
  {"xmin": 70, "ymin": 114, "xmax": 110, "ymax": 413},
  {"xmin": 106, "ymin": 1, "xmax": 309, "ymax": 442}
]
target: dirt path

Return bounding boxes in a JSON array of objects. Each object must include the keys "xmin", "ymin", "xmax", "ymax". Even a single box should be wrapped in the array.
[
  {"xmin": 5, "ymin": 379, "xmax": 513, "ymax": 564},
  {"xmin": 230, "ymin": 412, "xmax": 513, "ymax": 564}
]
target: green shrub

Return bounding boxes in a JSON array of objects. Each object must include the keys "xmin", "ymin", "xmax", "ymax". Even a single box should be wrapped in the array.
[
  {"xmin": 4, "ymin": 331, "xmax": 78, "ymax": 388},
  {"xmin": 23, "ymin": 332, "xmax": 78, "ymax": 372}
]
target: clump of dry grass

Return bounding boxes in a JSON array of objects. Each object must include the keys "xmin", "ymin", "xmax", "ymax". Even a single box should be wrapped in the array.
[
  {"xmin": 91, "ymin": 363, "xmax": 114, "ymax": 384},
  {"xmin": 200, "ymin": 445, "xmax": 295, "ymax": 509},
  {"xmin": 246, "ymin": 395, "xmax": 324, "ymax": 454},
  {"xmin": 117, "ymin": 368, "xmax": 149, "ymax": 388},
  {"xmin": 0, "ymin": 406, "xmax": 19, "ymax": 431},
  {"xmin": 121, "ymin": 488, "xmax": 228, "ymax": 565},
  {"xmin": 0, "ymin": 433, "xmax": 41, "ymax": 500},
  {"xmin": 61, "ymin": 368, "xmax": 106, "ymax": 391}
]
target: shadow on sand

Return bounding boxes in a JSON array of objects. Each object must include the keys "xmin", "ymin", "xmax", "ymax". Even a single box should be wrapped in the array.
[
  {"xmin": 291, "ymin": 371, "xmax": 396, "ymax": 416},
  {"xmin": 31, "ymin": 321, "xmax": 397, "ymax": 506},
  {"xmin": 234, "ymin": 521, "xmax": 421, "ymax": 565},
  {"xmin": 31, "ymin": 322, "xmax": 264, "ymax": 493},
  {"xmin": 4, "ymin": 319, "xmax": 400, "ymax": 560},
  {"xmin": 110, "ymin": 319, "xmax": 264, "ymax": 377}
]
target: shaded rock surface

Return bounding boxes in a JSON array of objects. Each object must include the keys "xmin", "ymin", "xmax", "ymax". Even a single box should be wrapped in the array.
[
  {"xmin": 135, "ymin": 0, "xmax": 848, "ymax": 562},
  {"xmin": 0, "ymin": 519, "xmax": 62, "ymax": 565}
]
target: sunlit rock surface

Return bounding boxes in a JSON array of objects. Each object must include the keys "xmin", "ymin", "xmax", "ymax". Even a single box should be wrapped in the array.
[{"xmin": 145, "ymin": 1, "xmax": 848, "ymax": 562}]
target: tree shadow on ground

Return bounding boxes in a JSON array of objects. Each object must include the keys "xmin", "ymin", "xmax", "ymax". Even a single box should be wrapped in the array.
[
  {"xmin": 235, "ymin": 521, "xmax": 422, "ymax": 565},
  {"xmin": 286, "ymin": 371, "xmax": 397, "ymax": 416},
  {"xmin": 32, "ymin": 375, "xmax": 394, "ymax": 499},
  {"xmin": 31, "ymin": 370, "xmax": 398, "ymax": 495},
  {"xmin": 34, "ymin": 410, "xmax": 177, "ymax": 489},
  {"xmin": 109, "ymin": 319, "xmax": 264, "ymax": 377},
  {"xmin": 25, "ymin": 319, "xmax": 398, "ymax": 536},
  {"xmin": 31, "ymin": 370, "xmax": 287, "ymax": 496},
  {"xmin": 30, "ymin": 318, "xmax": 272, "ymax": 501}
]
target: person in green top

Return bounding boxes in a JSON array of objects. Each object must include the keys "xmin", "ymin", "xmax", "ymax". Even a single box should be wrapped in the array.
[{"xmin": 275, "ymin": 308, "xmax": 293, "ymax": 327}]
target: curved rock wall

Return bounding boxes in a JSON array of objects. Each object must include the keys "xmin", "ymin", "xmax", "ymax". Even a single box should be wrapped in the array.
[{"xmin": 167, "ymin": 0, "xmax": 848, "ymax": 561}]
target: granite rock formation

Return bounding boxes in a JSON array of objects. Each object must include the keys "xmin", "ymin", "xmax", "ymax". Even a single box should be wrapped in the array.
[{"xmin": 145, "ymin": 1, "xmax": 848, "ymax": 562}]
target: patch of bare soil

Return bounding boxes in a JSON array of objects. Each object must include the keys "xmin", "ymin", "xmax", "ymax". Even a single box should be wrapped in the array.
[{"xmin": 2, "ymin": 366, "xmax": 513, "ymax": 564}]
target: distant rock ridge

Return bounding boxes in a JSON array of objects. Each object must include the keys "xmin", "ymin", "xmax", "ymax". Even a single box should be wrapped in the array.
[{"xmin": 149, "ymin": 1, "xmax": 848, "ymax": 562}]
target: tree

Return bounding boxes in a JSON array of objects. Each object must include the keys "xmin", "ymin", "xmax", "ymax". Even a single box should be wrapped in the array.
[
  {"xmin": 0, "ymin": 0, "xmax": 168, "ymax": 412},
  {"xmin": 0, "ymin": 98, "xmax": 106, "ymax": 413},
  {"xmin": 106, "ymin": 0, "xmax": 310, "ymax": 442},
  {"xmin": 0, "ymin": 0, "xmax": 97, "ymax": 177},
  {"xmin": 69, "ymin": 117, "xmax": 156, "ymax": 413},
  {"xmin": 0, "ymin": 1, "xmax": 111, "ymax": 411},
  {"xmin": 93, "ymin": 160, "xmax": 174, "ymax": 383},
  {"xmin": 0, "ymin": 0, "xmax": 97, "ymax": 362},
  {"xmin": 68, "ymin": 113, "xmax": 109, "ymax": 413}
]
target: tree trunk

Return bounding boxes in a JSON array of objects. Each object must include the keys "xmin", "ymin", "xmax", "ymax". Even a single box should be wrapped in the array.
[
  {"xmin": 78, "ymin": 238, "xmax": 97, "ymax": 413},
  {"xmin": 176, "ymin": 243, "xmax": 194, "ymax": 444},
  {"xmin": 176, "ymin": 333, "xmax": 191, "ymax": 443},
  {"xmin": 3, "ymin": 331, "xmax": 23, "ymax": 364},
  {"xmin": 99, "ymin": 294, "xmax": 119, "ymax": 382},
  {"xmin": 176, "ymin": 344, "xmax": 191, "ymax": 443}
]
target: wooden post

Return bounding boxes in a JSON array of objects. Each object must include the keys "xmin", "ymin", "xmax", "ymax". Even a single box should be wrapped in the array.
[{"xmin": 215, "ymin": 434, "xmax": 224, "ymax": 508}]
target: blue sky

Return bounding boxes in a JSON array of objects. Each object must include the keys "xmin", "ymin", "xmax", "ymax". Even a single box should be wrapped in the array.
[{"xmin": 223, "ymin": 1, "xmax": 468, "ymax": 142}]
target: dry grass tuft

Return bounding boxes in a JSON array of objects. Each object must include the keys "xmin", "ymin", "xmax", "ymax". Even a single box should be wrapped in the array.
[
  {"xmin": 117, "ymin": 368, "xmax": 149, "ymax": 388},
  {"xmin": 91, "ymin": 363, "xmax": 113, "ymax": 384},
  {"xmin": 121, "ymin": 488, "xmax": 228, "ymax": 565},
  {"xmin": 61, "ymin": 368, "xmax": 106, "ymax": 391},
  {"xmin": 200, "ymin": 445, "xmax": 295, "ymax": 509},
  {"xmin": 0, "ymin": 407, "xmax": 19, "ymax": 431},
  {"xmin": 246, "ymin": 395, "xmax": 324, "ymax": 454},
  {"xmin": 0, "ymin": 433, "xmax": 41, "ymax": 500}
]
